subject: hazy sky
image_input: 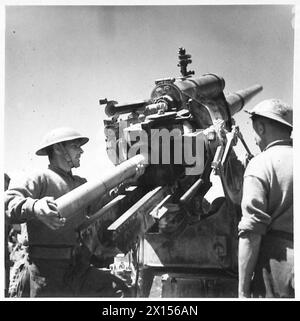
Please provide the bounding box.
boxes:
[4,4,295,181]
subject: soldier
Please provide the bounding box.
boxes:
[4,173,11,297]
[5,127,131,297]
[238,99,293,298]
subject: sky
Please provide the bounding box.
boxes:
[1,1,299,299]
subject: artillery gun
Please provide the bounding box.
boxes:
[55,48,262,297]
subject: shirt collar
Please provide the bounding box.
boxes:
[264,139,293,151]
[48,164,73,178]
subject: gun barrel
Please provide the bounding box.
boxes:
[105,100,149,117]
[56,154,147,219]
[174,73,225,100]
[226,84,263,116]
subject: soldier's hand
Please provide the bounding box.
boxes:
[33,197,66,230]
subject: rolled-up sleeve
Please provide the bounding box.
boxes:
[238,174,271,236]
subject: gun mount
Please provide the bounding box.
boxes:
[56,48,262,297]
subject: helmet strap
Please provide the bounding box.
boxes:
[57,142,75,169]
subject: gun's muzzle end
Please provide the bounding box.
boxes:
[226,84,263,116]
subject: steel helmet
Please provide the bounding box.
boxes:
[36,127,89,156]
[245,99,293,128]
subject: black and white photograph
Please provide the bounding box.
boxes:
[2,1,297,303]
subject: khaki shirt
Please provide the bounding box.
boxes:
[5,165,87,246]
[238,140,293,235]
